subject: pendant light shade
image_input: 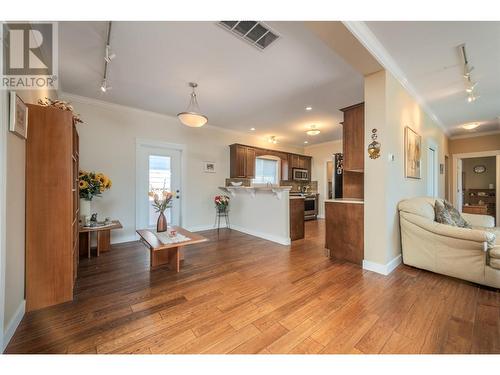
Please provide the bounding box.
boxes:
[177,82,208,127]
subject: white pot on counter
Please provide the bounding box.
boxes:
[80,198,91,222]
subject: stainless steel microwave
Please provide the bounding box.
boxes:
[292,168,309,181]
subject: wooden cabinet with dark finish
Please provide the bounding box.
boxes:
[341,102,364,172]
[26,104,79,311]
[230,144,255,178]
[290,198,305,241]
[325,201,364,264]
[229,144,311,181]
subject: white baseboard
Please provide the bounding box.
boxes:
[230,224,291,246]
[362,254,402,276]
[2,299,25,352]
[187,223,290,246]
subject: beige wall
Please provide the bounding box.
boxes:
[304,140,342,218]
[449,134,500,155]
[66,94,303,244]
[364,70,449,265]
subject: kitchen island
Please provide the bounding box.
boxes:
[219,186,293,245]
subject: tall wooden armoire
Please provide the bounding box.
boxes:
[25,104,79,311]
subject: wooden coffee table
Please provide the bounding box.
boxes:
[136,226,208,271]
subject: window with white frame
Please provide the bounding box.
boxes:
[253,155,280,185]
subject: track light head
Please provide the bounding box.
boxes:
[100,79,111,93]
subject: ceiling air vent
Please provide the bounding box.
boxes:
[218,21,280,50]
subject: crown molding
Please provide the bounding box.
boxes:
[342,21,449,136]
[449,129,500,140]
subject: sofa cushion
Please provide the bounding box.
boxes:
[444,200,472,229]
[434,200,456,226]
[398,197,439,220]
[490,258,500,270]
[489,246,500,259]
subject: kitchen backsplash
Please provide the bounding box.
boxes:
[225,178,318,193]
[280,180,318,193]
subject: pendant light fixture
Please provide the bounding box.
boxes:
[177,82,208,127]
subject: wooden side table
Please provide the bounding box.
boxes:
[79,220,123,258]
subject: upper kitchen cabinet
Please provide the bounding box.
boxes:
[340,102,364,172]
[229,144,311,181]
[230,144,256,178]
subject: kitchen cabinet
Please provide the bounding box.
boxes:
[289,198,305,241]
[325,201,364,264]
[229,144,311,181]
[230,144,256,178]
[341,102,364,172]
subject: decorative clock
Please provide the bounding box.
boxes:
[473,165,486,174]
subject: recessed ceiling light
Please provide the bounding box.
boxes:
[305,106,312,111]
[306,124,320,136]
[304,141,308,144]
[462,122,480,130]
[250,127,255,131]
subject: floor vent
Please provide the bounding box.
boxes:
[218,21,280,50]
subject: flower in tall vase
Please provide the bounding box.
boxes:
[79,170,112,221]
[149,187,175,233]
[214,195,230,213]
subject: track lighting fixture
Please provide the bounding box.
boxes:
[104,45,116,63]
[100,21,114,93]
[459,44,479,103]
[100,78,111,92]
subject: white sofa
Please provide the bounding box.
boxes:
[398,197,500,288]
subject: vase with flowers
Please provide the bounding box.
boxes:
[149,188,175,232]
[79,171,112,221]
[214,195,230,214]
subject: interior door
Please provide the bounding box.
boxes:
[136,144,182,229]
[456,158,463,211]
[427,147,437,197]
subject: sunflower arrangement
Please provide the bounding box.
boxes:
[79,171,112,201]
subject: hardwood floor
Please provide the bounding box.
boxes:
[5,220,500,354]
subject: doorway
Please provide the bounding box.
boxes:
[453,151,500,224]
[136,142,182,229]
[427,145,438,197]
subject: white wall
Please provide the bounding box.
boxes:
[304,140,342,218]
[364,70,448,267]
[65,93,303,244]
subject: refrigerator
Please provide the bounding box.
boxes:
[333,153,343,199]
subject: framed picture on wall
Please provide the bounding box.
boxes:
[9,92,28,139]
[203,161,216,173]
[404,126,421,179]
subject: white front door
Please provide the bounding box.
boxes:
[136,143,182,229]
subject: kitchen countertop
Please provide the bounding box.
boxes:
[324,198,364,204]
[289,196,305,200]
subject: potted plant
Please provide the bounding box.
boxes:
[79,171,112,220]
[149,188,175,232]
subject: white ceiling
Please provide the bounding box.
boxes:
[59,21,364,146]
[365,21,500,137]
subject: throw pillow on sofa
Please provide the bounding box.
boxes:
[434,200,456,226]
[444,200,472,228]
